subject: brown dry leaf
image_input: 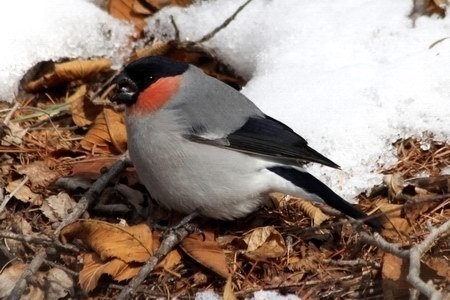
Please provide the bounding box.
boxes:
[40,192,77,222]
[425,257,450,279]
[383,173,405,200]
[17,161,60,191]
[6,178,43,205]
[60,220,153,263]
[108,0,191,36]
[293,198,330,226]
[223,276,236,300]
[0,262,45,299]
[180,230,229,278]
[25,59,112,92]
[131,41,171,61]
[80,107,127,154]
[79,252,141,292]
[1,122,28,146]
[382,217,412,241]
[270,193,330,226]
[67,85,102,127]
[4,216,33,257]
[45,268,73,299]
[377,202,403,218]
[243,226,287,260]
[382,253,410,300]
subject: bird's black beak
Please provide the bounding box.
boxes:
[111,73,138,106]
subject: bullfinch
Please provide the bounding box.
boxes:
[111,56,380,229]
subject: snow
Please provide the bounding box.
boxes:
[1,1,447,298]
[0,1,448,199]
[145,0,450,200]
[0,0,133,102]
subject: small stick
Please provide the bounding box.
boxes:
[0,230,78,252]
[7,249,46,300]
[54,154,129,236]
[407,219,450,300]
[117,226,190,300]
[0,176,29,214]
[3,101,21,125]
[196,0,254,43]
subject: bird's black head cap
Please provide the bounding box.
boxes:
[112,56,189,106]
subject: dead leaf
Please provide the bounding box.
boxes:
[425,257,450,279]
[382,217,412,241]
[80,107,127,154]
[180,230,230,278]
[293,198,330,226]
[68,221,182,292]
[384,173,405,200]
[6,178,43,205]
[40,192,77,222]
[45,268,73,299]
[108,0,192,36]
[377,202,403,218]
[4,216,33,257]
[243,226,287,260]
[223,276,236,300]
[18,161,60,191]
[79,253,141,292]
[1,122,28,146]
[382,253,410,300]
[25,59,112,92]
[0,262,45,299]
[67,85,102,127]
[60,220,153,263]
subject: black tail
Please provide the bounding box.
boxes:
[268,166,381,229]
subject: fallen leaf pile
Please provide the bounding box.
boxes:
[0,2,448,299]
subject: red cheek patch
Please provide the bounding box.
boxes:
[128,75,182,115]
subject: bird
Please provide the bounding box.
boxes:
[111,55,380,229]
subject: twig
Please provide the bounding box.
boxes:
[235,269,375,297]
[117,226,190,299]
[407,219,450,300]
[43,259,78,277]
[170,16,180,41]
[0,230,78,252]
[196,0,254,43]
[8,249,46,300]
[0,176,29,214]
[359,219,450,300]
[359,232,409,258]
[3,101,21,125]
[323,258,381,269]
[54,154,129,236]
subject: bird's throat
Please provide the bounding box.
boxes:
[128,75,182,115]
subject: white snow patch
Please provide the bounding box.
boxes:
[0,0,133,102]
[146,0,450,200]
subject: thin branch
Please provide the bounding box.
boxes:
[3,101,21,125]
[0,230,78,252]
[170,16,180,41]
[359,232,409,258]
[0,176,29,214]
[323,258,381,269]
[196,0,254,43]
[117,226,190,299]
[407,219,450,300]
[54,154,129,236]
[43,259,78,277]
[7,249,46,300]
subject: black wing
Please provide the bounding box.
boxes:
[187,115,340,169]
